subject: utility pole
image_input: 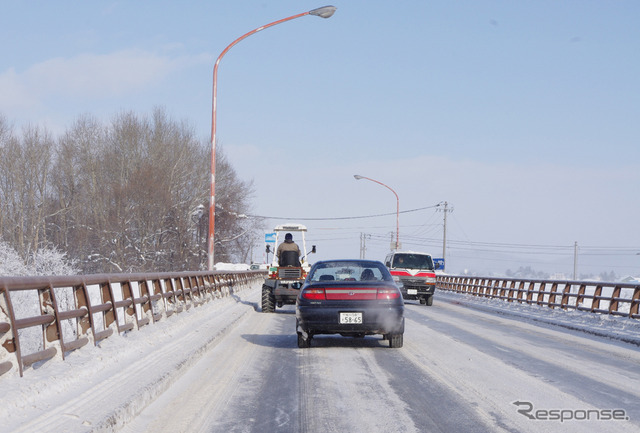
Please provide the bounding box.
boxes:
[360,233,371,259]
[438,202,453,265]
[573,241,578,280]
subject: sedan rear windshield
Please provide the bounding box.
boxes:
[309,261,392,282]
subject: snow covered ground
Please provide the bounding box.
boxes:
[1,283,639,432]
[0,281,263,433]
[436,289,640,346]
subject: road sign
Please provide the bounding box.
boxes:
[265,232,276,243]
[433,258,445,270]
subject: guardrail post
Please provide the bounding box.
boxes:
[0,286,18,376]
[449,276,457,292]
[175,278,187,310]
[162,277,177,317]
[524,281,535,304]
[507,280,516,302]
[576,283,587,310]
[41,284,63,362]
[150,278,165,322]
[121,280,136,332]
[74,282,92,339]
[547,282,558,308]
[100,282,116,331]
[212,275,222,298]
[483,279,492,296]
[491,279,499,298]
[441,276,449,291]
[199,275,210,301]
[535,282,545,305]
[191,276,203,305]
[473,278,480,295]
[133,279,152,328]
[515,281,525,302]
[189,276,201,304]
[180,277,192,308]
[560,283,571,310]
[609,285,622,315]
[631,287,640,319]
[219,274,226,296]
[592,285,603,312]
[203,274,214,298]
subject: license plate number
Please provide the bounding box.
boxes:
[339,312,363,324]
[407,289,418,295]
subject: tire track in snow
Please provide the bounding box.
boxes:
[399,302,640,432]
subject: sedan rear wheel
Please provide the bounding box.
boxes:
[389,333,403,348]
[297,333,311,348]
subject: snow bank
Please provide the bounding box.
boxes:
[0,281,262,433]
[435,289,640,346]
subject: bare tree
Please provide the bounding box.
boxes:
[49,114,109,271]
[213,147,261,264]
[0,121,55,259]
[2,108,262,273]
[0,114,15,245]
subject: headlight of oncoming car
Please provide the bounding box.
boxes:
[392,275,403,287]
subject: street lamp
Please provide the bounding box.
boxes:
[354,175,400,250]
[208,6,337,270]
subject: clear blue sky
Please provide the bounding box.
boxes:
[2,1,639,277]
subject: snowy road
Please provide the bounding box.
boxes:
[3,284,640,433]
[120,288,640,433]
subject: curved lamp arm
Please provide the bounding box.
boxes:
[208,6,337,270]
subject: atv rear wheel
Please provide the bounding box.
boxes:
[261,285,275,313]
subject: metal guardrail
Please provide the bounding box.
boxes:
[4,272,636,378]
[0,270,265,377]
[437,275,640,319]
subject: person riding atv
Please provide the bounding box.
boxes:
[262,224,316,313]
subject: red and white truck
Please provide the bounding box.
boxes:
[384,251,438,306]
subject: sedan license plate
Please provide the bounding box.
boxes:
[339,312,363,324]
[407,289,418,295]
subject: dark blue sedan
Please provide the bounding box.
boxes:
[295,259,405,348]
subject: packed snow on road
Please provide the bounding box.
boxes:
[1,281,639,433]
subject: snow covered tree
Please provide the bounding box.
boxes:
[0,241,78,276]
[0,241,28,276]
[1,108,260,273]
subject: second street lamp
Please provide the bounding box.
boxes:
[354,175,400,251]
[208,6,337,270]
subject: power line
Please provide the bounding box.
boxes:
[250,204,639,256]
[246,204,441,221]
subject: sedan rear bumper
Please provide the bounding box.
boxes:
[297,303,404,336]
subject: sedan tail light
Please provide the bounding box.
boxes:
[376,288,401,300]
[302,288,326,300]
